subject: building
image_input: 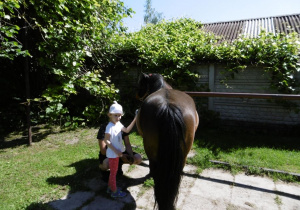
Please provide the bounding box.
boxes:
[192,14,300,131]
[202,14,300,41]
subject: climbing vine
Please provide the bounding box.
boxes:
[107,18,300,93]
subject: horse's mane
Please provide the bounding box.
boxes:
[147,73,165,93]
[137,73,172,100]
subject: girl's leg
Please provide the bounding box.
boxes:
[108,158,119,192]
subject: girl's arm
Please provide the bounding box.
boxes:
[123,135,134,157]
[122,116,136,134]
[104,133,123,157]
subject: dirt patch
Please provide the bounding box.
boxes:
[65,137,79,145]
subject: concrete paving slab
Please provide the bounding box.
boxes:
[180,193,231,210]
[201,168,235,181]
[126,184,140,199]
[177,165,198,208]
[123,160,150,179]
[275,180,300,210]
[135,188,155,210]
[189,169,233,210]
[48,191,95,210]
[123,160,154,209]
[231,174,277,209]
[46,160,300,210]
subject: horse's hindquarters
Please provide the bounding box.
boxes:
[137,89,198,210]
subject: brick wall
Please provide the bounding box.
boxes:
[193,64,300,126]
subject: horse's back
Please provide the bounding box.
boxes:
[139,88,198,133]
[139,88,197,131]
[146,88,196,110]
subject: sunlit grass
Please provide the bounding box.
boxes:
[0,127,100,210]
[188,128,300,181]
[219,147,300,172]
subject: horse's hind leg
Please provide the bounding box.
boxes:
[148,159,157,178]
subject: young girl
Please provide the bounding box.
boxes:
[104,101,136,198]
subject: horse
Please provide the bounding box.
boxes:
[136,73,199,210]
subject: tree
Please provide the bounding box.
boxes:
[144,0,163,25]
[0,0,132,143]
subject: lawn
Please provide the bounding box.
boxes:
[189,127,300,179]
[0,126,102,210]
[0,125,299,209]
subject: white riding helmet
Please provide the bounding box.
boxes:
[109,101,123,115]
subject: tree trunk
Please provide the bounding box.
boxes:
[24,20,32,145]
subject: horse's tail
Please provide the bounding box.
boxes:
[154,102,186,210]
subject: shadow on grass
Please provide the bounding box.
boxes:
[195,127,300,153]
[26,158,150,210]
[0,124,106,150]
[0,124,95,150]
[0,126,60,149]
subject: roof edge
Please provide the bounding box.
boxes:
[203,13,300,25]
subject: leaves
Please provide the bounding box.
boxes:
[0,0,27,59]
[2,1,299,130]
[1,0,131,128]
[108,19,300,93]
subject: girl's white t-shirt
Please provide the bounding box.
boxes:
[105,121,125,158]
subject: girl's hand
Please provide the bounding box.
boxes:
[116,150,123,157]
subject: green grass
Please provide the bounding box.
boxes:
[0,126,299,209]
[188,128,300,181]
[143,177,154,188]
[0,126,103,210]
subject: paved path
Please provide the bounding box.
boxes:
[48,160,300,210]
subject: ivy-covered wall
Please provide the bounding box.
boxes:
[114,64,300,127]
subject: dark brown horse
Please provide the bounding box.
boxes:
[136,73,199,210]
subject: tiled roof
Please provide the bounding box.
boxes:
[202,14,300,41]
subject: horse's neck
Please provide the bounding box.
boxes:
[163,81,173,90]
[150,80,172,94]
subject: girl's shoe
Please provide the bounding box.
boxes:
[111,189,126,198]
[106,187,121,194]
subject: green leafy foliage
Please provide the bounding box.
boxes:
[1,5,300,132]
[108,18,300,93]
[0,0,30,59]
[0,0,133,130]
